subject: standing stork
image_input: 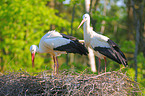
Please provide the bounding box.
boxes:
[30,30,88,74]
[78,14,128,73]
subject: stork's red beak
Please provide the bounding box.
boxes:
[78,18,86,29]
[31,52,35,68]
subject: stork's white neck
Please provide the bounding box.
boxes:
[83,19,92,47]
[37,46,46,53]
[83,18,92,35]
[34,45,40,53]
[33,45,43,54]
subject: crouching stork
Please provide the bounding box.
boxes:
[30,30,88,74]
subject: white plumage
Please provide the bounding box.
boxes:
[78,14,128,73]
[30,30,88,74]
[38,31,68,55]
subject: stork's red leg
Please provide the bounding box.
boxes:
[56,56,59,74]
[98,58,101,74]
[53,56,56,74]
[104,57,107,73]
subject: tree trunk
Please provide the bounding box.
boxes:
[69,3,76,65]
[94,0,100,11]
[127,0,134,40]
[88,47,96,72]
[101,0,107,34]
[70,4,76,36]
[89,0,93,14]
[134,19,140,82]
[85,0,97,72]
[85,0,90,13]
[131,0,144,82]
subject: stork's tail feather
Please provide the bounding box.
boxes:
[107,39,128,67]
[94,46,128,67]
[114,49,128,67]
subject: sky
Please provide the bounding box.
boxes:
[116,0,125,7]
[63,0,70,4]
[63,0,125,7]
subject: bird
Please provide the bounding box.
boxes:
[78,13,128,74]
[30,30,88,74]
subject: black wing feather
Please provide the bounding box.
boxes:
[94,39,128,67]
[94,47,122,64]
[54,34,88,55]
[107,39,127,60]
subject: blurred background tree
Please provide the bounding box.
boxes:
[0,0,145,93]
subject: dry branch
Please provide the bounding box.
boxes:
[0,70,143,96]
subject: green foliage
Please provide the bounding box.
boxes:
[0,0,145,93]
[121,40,135,52]
[0,0,71,72]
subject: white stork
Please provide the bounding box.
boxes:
[78,14,128,73]
[30,30,88,74]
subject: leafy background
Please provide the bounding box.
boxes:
[0,0,145,93]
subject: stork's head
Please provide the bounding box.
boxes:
[78,14,90,28]
[30,45,38,68]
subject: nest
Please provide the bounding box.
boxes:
[0,70,143,96]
